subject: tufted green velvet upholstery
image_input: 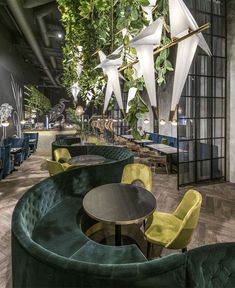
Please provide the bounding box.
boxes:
[12,150,235,288]
[186,243,235,287]
[51,141,134,162]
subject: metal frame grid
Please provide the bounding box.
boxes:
[177,0,227,188]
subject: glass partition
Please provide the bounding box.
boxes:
[177,0,226,187]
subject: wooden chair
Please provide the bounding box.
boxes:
[148,151,169,174]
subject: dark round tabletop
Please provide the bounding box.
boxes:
[68,154,106,165]
[83,183,156,225]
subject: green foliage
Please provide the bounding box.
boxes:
[24,86,51,115]
[125,93,149,139]
[66,107,90,137]
[57,0,173,124]
[57,0,149,101]
[153,0,174,85]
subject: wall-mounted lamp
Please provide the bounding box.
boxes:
[144,118,150,124]
[75,105,84,116]
[20,119,26,125]
[2,120,10,127]
[1,120,10,140]
[159,119,166,125]
[171,119,177,126]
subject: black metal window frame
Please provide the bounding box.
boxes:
[177,0,227,188]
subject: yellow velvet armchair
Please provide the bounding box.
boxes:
[86,136,98,144]
[47,159,67,176]
[54,148,71,169]
[121,163,152,192]
[145,189,202,258]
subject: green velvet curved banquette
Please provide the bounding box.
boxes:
[12,147,235,287]
[51,141,133,162]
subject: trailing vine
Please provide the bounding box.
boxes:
[125,92,149,140]
[24,86,51,116]
[57,0,173,137]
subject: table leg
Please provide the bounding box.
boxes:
[115,224,122,246]
[169,155,173,174]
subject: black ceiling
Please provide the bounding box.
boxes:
[0,0,64,88]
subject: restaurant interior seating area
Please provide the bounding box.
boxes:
[0,0,235,287]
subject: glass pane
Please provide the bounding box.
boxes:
[213,78,225,97]
[197,140,211,160]
[178,119,195,140]
[196,55,212,76]
[213,15,226,36]
[213,1,225,15]
[213,37,225,57]
[213,118,225,137]
[197,97,212,118]
[183,76,196,96]
[197,119,212,139]
[213,138,225,158]
[179,141,195,162]
[178,97,195,118]
[213,57,225,77]
[213,98,225,117]
[197,160,211,180]
[179,162,195,185]
[196,3,211,15]
[195,76,212,97]
[212,158,225,178]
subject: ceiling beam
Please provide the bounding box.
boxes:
[14,44,63,58]
[23,0,55,9]
[7,0,57,86]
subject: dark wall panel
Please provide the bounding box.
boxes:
[0,26,39,139]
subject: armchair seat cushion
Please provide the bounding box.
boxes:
[71,241,147,264]
[145,212,182,246]
[32,197,89,257]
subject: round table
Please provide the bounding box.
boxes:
[68,154,106,165]
[83,183,156,245]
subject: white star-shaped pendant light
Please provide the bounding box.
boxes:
[130,17,164,108]
[169,0,211,119]
[126,63,143,113]
[97,50,124,114]
[70,82,80,104]
[141,0,157,24]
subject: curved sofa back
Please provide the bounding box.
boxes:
[52,141,134,161]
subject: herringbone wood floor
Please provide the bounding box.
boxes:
[0,153,234,288]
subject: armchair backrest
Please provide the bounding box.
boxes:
[168,189,202,249]
[46,159,66,176]
[54,148,71,163]
[87,136,98,144]
[121,163,152,192]
[4,137,24,148]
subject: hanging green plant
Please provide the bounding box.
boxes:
[57,0,173,127]
[66,107,90,137]
[57,0,150,96]
[24,86,51,116]
[125,92,149,140]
